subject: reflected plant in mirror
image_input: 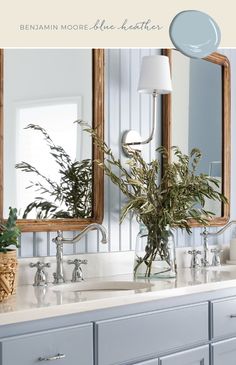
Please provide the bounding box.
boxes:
[162,49,231,226]
[1,48,104,232]
[15,124,92,219]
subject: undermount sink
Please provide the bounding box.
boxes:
[51,281,153,292]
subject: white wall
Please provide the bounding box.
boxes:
[16,48,236,257]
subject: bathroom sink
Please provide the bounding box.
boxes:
[51,280,153,292]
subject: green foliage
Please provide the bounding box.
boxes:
[81,121,227,232]
[15,124,92,219]
[0,207,21,253]
[77,121,228,277]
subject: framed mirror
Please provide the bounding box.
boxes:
[162,49,231,226]
[0,48,104,232]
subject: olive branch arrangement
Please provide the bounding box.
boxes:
[79,121,227,276]
[15,124,92,219]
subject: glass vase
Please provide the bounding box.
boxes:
[134,224,176,279]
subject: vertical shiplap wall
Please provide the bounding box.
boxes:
[102,48,162,254]
[18,48,235,257]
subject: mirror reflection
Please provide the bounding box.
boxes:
[4,49,93,219]
[171,50,223,216]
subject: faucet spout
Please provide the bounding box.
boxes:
[59,223,108,245]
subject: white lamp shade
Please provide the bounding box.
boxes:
[138,55,172,94]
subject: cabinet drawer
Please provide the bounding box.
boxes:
[0,323,93,365]
[160,345,209,365]
[212,297,236,339]
[212,337,236,365]
[96,303,209,365]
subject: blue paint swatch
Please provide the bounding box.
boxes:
[169,10,221,58]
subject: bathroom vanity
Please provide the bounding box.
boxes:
[1,269,236,364]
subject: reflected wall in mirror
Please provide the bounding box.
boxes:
[162,50,230,226]
[0,49,104,232]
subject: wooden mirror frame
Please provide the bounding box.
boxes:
[162,49,231,227]
[0,49,104,232]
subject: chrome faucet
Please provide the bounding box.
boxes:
[211,248,223,266]
[201,227,210,267]
[188,250,201,269]
[67,259,88,282]
[52,223,108,284]
[200,221,236,267]
[29,261,51,286]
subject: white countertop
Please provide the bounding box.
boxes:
[1,266,236,326]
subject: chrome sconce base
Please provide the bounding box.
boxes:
[122,130,143,156]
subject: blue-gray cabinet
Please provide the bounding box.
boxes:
[2,293,236,364]
[212,337,236,365]
[211,297,236,339]
[0,323,93,365]
[160,346,209,365]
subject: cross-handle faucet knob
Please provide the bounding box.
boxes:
[29,261,51,286]
[67,259,88,282]
[188,250,202,269]
[211,248,223,266]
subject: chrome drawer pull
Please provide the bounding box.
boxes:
[229,314,236,318]
[38,353,66,361]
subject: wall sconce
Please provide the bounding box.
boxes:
[122,55,172,155]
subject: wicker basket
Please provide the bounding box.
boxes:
[0,250,18,302]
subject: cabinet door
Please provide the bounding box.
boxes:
[160,345,209,365]
[212,337,236,365]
